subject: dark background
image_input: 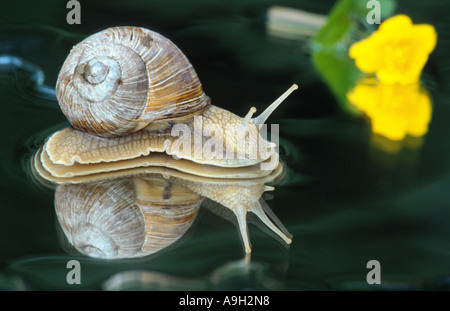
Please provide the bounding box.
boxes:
[0,0,450,290]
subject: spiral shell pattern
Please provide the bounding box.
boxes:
[56,27,210,137]
[55,177,202,259]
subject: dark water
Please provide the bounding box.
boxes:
[1,0,450,290]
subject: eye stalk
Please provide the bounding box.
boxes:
[251,84,299,125]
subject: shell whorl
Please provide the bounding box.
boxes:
[56,26,210,137]
[55,180,147,259]
[55,177,202,259]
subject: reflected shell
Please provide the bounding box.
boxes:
[55,177,201,259]
[49,163,291,257]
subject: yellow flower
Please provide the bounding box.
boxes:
[349,15,437,84]
[347,78,432,141]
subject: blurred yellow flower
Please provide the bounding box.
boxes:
[349,15,437,84]
[347,78,432,141]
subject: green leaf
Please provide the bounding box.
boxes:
[311,0,397,112]
[312,47,362,113]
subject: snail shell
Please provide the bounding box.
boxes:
[56,26,210,137]
[55,177,201,259]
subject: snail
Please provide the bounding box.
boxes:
[52,164,291,258]
[36,26,297,179]
[30,26,295,257]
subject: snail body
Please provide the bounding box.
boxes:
[39,26,297,177]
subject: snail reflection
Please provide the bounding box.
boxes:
[32,155,290,259]
[55,176,201,259]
